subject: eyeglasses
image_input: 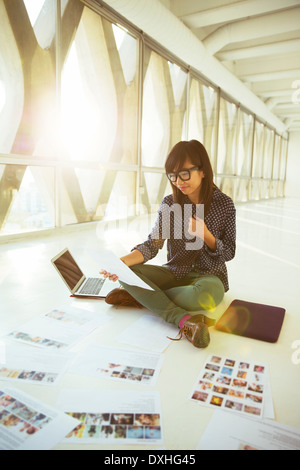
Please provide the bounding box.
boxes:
[167,166,201,183]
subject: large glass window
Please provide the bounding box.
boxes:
[216,98,239,200]
[252,121,265,178]
[0,164,55,235]
[217,98,239,175]
[188,78,218,170]
[236,111,254,177]
[142,49,188,168]
[0,0,57,235]
[61,12,139,165]
[59,7,140,225]
[263,127,274,179]
[0,0,57,158]
[0,0,290,237]
[272,134,282,180]
[279,138,288,181]
[141,49,188,211]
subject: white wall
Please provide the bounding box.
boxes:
[285,131,300,198]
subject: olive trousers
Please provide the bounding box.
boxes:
[119,264,225,327]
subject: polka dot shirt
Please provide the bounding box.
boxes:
[133,187,236,292]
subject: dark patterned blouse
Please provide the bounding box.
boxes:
[133,187,236,292]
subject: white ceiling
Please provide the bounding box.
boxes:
[159,0,300,133]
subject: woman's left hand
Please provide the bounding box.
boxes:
[188,215,205,240]
[189,216,217,252]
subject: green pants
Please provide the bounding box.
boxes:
[119,264,225,327]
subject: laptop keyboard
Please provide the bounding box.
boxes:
[78,278,105,295]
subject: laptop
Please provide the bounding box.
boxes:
[51,248,118,298]
[215,299,286,343]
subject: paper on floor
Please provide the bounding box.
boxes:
[0,343,70,386]
[68,344,164,386]
[56,389,163,445]
[0,386,79,450]
[189,354,273,420]
[116,314,178,352]
[3,305,110,351]
[197,410,300,450]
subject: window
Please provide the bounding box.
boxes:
[0,0,289,237]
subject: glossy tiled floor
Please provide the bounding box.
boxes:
[0,197,299,449]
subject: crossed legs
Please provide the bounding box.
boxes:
[119,264,225,327]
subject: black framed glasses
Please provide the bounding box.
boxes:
[167,166,201,183]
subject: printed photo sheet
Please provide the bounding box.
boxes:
[0,386,79,450]
[190,354,270,419]
[0,343,71,386]
[3,306,110,351]
[56,389,163,445]
[89,249,154,291]
[117,314,178,353]
[197,410,300,450]
[68,344,164,386]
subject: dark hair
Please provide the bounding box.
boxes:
[165,140,215,214]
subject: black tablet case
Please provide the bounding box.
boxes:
[215,299,286,343]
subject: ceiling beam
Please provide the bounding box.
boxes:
[265,96,296,110]
[259,89,297,98]
[240,69,300,83]
[274,102,300,110]
[234,53,300,76]
[180,0,300,29]
[217,38,300,61]
[101,0,287,133]
[283,117,300,130]
[251,79,299,95]
[203,8,300,54]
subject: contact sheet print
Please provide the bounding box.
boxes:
[198,411,300,450]
[0,386,78,450]
[190,355,269,419]
[56,389,163,445]
[68,345,164,386]
[4,306,110,351]
[0,296,287,451]
[0,343,70,387]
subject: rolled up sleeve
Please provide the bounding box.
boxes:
[204,205,236,262]
[132,204,166,263]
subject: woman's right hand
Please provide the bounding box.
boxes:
[100,270,119,282]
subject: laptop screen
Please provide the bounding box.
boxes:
[52,250,84,291]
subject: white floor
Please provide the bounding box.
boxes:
[0,197,300,450]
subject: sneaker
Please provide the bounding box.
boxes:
[169,314,212,348]
[105,288,143,308]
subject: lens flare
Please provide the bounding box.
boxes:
[197,292,217,312]
[216,306,251,335]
